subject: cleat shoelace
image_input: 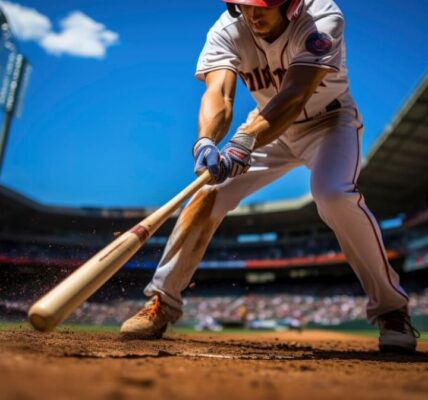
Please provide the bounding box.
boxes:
[137,296,161,321]
[381,309,421,338]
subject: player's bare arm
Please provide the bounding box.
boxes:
[240,65,329,148]
[193,69,237,182]
[198,69,237,143]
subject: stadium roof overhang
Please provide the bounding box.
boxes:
[357,74,428,218]
[1,74,427,237]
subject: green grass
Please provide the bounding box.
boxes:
[0,321,119,333]
[340,329,379,338]
[1,321,426,340]
[0,321,30,331]
[341,329,428,340]
[0,322,265,335]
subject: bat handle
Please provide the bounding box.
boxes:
[142,170,212,234]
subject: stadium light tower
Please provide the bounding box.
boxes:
[0,8,31,176]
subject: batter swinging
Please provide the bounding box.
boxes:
[121,0,418,352]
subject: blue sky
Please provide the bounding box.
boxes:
[0,0,427,208]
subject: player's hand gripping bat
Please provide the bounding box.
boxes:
[28,171,212,332]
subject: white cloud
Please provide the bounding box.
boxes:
[0,1,119,59]
[41,12,119,58]
[0,0,51,40]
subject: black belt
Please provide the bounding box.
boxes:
[295,99,341,124]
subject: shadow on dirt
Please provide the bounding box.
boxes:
[1,330,427,364]
[299,349,428,363]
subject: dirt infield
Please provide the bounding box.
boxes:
[1,328,427,400]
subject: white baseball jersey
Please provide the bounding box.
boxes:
[196,0,355,121]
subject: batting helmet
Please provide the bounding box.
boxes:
[223,0,287,6]
[223,0,303,21]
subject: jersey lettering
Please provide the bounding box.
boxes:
[239,66,287,92]
[272,68,286,86]
[253,67,264,91]
[239,71,256,91]
[261,65,275,90]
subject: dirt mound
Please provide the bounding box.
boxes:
[1,328,427,400]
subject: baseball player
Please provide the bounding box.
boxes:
[121,0,419,352]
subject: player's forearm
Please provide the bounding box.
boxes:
[241,89,307,149]
[237,67,329,149]
[198,89,233,144]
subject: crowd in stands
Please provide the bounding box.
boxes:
[2,290,428,328]
[184,290,428,327]
[0,240,162,264]
[0,230,406,267]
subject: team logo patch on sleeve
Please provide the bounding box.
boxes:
[305,32,333,56]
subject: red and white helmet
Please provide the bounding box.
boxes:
[223,0,287,6]
[223,0,303,21]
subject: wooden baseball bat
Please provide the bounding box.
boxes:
[28,171,212,332]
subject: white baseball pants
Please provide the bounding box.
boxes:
[145,107,409,323]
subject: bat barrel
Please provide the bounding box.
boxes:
[28,231,143,332]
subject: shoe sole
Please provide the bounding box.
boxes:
[119,324,167,340]
[379,344,416,354]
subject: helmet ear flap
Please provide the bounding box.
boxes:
[226,3,241,18]
[280,0,291,18]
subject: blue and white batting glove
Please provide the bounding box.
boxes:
[193,137,226,183]
[221,131,256,179]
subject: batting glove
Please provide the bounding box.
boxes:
[221,131,256,179]
[193,137,226,183]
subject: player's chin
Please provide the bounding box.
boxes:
[251,27,273,38]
